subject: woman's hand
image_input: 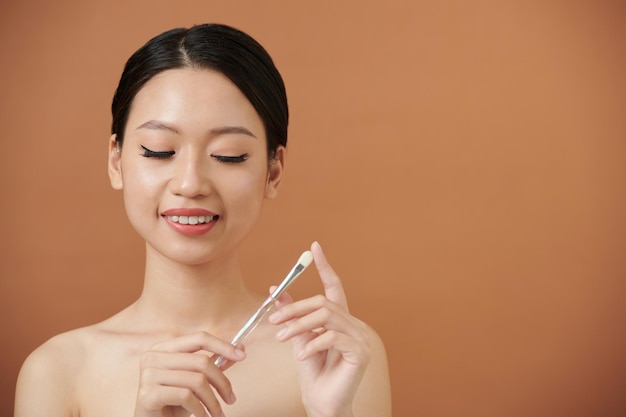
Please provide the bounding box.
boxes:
[269,242,372,417]
[134,332,246,417]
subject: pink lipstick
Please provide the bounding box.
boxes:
[161,208,218,236]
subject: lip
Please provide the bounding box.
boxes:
[162,208,217,217]
[161,207,219,237]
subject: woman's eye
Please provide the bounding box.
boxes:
[212,154,249,164]
[141,145,175,159]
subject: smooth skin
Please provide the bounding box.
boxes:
[14,68,391,417]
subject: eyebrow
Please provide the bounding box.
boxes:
[136,121,257,139]
[209,126,257,139]
[136,120,180,134]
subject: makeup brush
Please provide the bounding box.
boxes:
[214,250,314,368]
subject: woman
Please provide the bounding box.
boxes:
[15,23,391,417]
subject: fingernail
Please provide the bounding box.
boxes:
[276,327,288,340]
[268,311,280,323]
[234,348,245,359]
[229,391,237,404]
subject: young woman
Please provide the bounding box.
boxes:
[14,24,391,417]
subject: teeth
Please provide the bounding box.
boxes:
[166,215,215,225]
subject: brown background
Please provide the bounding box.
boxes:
[1,1,625,416]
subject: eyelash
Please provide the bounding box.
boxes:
[212,154,249,164]
[140,145,248,164]
[141,145,175,159]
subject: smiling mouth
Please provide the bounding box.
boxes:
[164,215,218,225]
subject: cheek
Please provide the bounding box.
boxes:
[220,169,268,211]
[121,157,166,191]
[120,160,165,218]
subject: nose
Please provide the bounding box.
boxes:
[168,150,212,198]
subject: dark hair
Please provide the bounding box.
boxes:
[111,23,288,159]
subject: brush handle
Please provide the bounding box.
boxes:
[213,296,275,368]
[213,250,313,369]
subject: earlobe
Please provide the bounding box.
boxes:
[107,134,124,190]
[265,146,285,199]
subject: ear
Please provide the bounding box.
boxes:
[265,146,285,199]
[108,134,123,190]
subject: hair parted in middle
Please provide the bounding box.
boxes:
[111,23,289,160]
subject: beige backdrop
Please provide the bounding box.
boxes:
[1,1,625,416]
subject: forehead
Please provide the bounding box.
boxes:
[127,68,264,137]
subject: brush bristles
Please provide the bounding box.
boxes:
[298,250,313,268]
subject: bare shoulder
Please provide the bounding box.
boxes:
[15,326,97,417]
[354,323,393,416]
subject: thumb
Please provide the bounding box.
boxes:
[270,285,294,309]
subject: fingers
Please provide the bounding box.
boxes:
[137,384,210,417]
[271,285,294,308]
[151,330,245,373]
[213,343,246,371]
[140,351,236,405]
[277,313,369,365]
[270,294,365,341]
[271,295,352,333]
[136,332,245,417]
[295,328,370,364]
[269,293,370,366]
[151,331,245,360]
[310,241,349,309]
[137,369,227,417]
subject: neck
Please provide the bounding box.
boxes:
[131,245,261,337]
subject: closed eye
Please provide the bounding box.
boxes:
[212,154,249,164]
[141,145,175,159]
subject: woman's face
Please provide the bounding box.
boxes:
[108,68,284,265]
